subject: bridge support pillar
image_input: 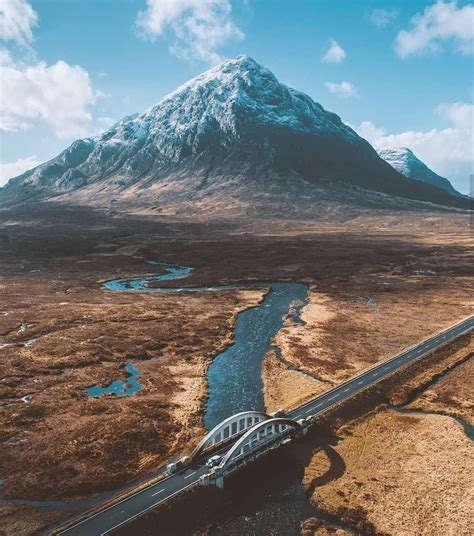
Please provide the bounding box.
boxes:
[215,475,224,489]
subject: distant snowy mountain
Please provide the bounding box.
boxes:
[1,55,468,211]
[377,147,458,195]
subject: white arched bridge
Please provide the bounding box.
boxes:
[190,410,269,461]
[57,317,473,536]
[196,411,307,488]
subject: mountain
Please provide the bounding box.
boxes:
[1,55,469,212]
[377,147,458,195]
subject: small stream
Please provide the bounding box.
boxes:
[389,354,474,440]
[100,261,308,430]
[5,260,469,535]
[391,406,474,440]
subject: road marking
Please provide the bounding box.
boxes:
[151,489,165,497]
[357,380,364,385]
[371,372,379,377]
[305,409,312,415]
[327,394,339,401]
[56,318,473,536]
[343,387,350,393]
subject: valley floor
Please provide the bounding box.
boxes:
[0,203,472,535]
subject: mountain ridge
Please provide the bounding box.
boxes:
[1,55,469,211]
[377,147,458,195]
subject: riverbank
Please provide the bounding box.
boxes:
[298,333,473,535]
[0,258,265,533]
[1,203,472,535]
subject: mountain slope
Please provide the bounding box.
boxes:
[377,147,458,195]
[1,56,468,210]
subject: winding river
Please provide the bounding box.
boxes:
[101,262,308,430]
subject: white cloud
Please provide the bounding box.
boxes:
[355,120,387,141]
[395,1,474,58]
[436,101,473,129]
[0,155,43,186]
[321,38,346,63]
[0,0,38,46]
[0,57,100,138]
[136,0,244,64]
[369,8,398,28]
[353,102,473,181]
[0,1,101,140]
[324,81,355,97]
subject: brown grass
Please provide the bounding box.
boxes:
[303,409,473,536]
[0,203,472,535]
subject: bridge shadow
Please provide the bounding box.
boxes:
[289,423,347,495]
[304,445,346,498]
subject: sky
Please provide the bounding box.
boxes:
[0,0,473,193]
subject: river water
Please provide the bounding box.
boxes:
[101,262,308,430]
[100,262,321,534]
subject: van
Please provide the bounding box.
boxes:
[206,454,222,468]
[166,462,178,474]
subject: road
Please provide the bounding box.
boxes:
[58,316,473,536]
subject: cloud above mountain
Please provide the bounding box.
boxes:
[395,1,474,57]
[369,8,398,28]
[0,52,100,138]
[0,0,37,46]
[136,0,244,64]
[321,38,346,63]
[0,0,99,138]
[324,81,355,97]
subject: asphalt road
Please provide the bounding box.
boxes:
[58,316,473,536]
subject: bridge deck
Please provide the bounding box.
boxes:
[57,316,473,536]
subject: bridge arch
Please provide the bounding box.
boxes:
[190,411,269,461]
[219,417,303,470]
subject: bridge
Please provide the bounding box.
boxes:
[190,410,269,461]
[56,315,474,536]
[199,416,306,488]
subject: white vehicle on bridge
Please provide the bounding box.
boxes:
[166,456,190,474]
[206,455,222,468]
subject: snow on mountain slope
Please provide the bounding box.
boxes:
[1,56,468,210]
[377,148,458,195]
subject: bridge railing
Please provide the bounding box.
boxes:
[190,411,269,462]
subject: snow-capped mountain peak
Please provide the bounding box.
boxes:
[377,147,458,194]
[2,56,466,210]
[96,54,355,160]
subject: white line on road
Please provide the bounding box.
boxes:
[58,318,473,536]
[343,387,350,393]
[151,489,165,497]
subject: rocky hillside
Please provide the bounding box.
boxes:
[1,56,468,211]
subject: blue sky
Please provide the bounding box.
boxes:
[0,0,473,193]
